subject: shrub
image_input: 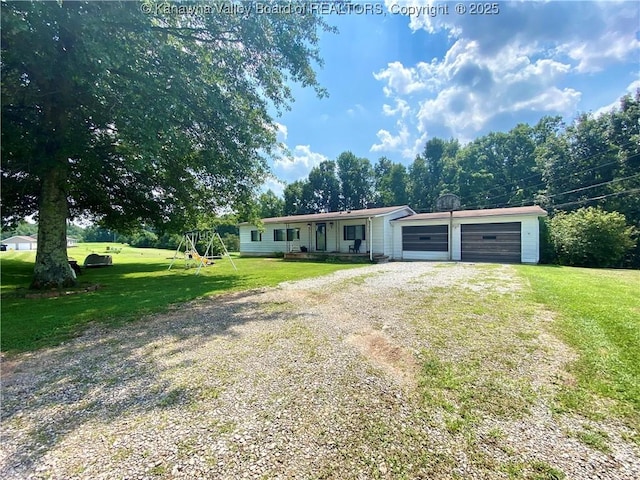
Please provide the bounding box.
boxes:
[550,207,636,268]
[538,216,557,264]
[220,233,239,252]
[130,230,158,248]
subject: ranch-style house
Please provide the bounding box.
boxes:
[239,205,547,263]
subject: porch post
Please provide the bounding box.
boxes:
[368,217,373,261]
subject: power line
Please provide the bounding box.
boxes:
[551,187,640,209]
[462,138,638,202]
[461,154,639,210]
[545,173,640,199]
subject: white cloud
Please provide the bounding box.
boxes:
[273,144,328,181]
[371,124,410,153]
[382,98,410,118]
[274,122,288,142]
[370,121,423,159]
[261,177,286,198]
[347,104,366,117]
[373,36,582,148]
[371,0,638,153]
[373,61,428,97]
[594,79,640,117]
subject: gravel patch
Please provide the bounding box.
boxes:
[1,262,638,479]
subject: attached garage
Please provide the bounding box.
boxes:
[460,222,521,263]
[391,206,547,264]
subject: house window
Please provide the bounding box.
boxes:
[250,230,262,242]
[273,229,286,242]
[344,224,366,240]
[286,228,300,241]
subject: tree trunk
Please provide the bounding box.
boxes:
[31,164,75,289]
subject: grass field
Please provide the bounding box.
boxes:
[517,265,640,434]
[0,243,363,355]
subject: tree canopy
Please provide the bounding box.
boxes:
[284,92,639,219]
[1,0,331,288]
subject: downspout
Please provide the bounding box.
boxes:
[448,211,453,261]
[368,217,373,262]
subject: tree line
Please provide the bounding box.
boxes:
[277,92,638,229]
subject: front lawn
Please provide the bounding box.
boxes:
[517,265,640,434]
[0,243,363,355]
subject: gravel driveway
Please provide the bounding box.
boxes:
[1,262,638,479]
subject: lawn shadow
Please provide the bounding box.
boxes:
[0,259,250,354]
[0,287,296,476]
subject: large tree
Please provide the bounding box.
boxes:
[1,1,330,288]
[257,189,285,219]
[408,138,459,212]
[336,151,374,210]
[374,157,408,207]
[307,160,340,213]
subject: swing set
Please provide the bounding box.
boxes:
[168,229,237,274]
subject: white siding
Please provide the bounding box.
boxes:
[520,217,540,263]
[452,223,461,261]
[370,217,383,255]
[240,207,414,257]
[380,209,414,257]
[239,223,302,256]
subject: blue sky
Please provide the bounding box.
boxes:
[265,0,640,195]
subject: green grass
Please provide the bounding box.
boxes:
[517,265,640,432]
[0,243,363,355]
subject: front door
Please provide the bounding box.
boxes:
[316,223,326,251]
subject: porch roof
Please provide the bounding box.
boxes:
[240,205,415,225]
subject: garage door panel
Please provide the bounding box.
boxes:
[461,222,521,263]
[403,225,449,252]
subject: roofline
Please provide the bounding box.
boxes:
[239,205,415,225]
[392,205,547,222]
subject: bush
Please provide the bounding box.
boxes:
[550,207,636,268]
[220,233,239,252]
[129,230,158,248]
[538,216,556,264]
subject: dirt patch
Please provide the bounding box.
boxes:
[348,330,419,387]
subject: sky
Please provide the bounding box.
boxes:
[264,0,640,196]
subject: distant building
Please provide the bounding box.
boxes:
[1,235,38,251]
[0,235,80,250]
